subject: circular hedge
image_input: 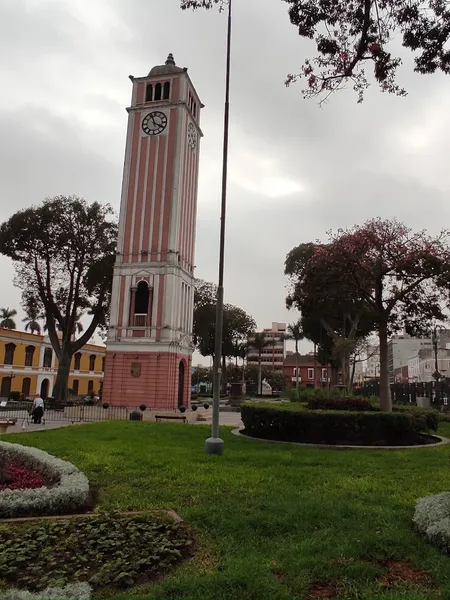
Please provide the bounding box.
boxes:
[0,442,90,518]
[240,402,439,446]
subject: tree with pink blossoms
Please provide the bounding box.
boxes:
[181,0,450,103]
[291,218,450,411]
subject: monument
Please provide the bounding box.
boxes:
[102,54,203,409]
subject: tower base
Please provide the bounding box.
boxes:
[102,350,191,410]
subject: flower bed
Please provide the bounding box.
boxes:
[0,442,90,518]
[1,582,91,600]
[0,462,45,491]
[241,402,439,446]
[0,514,194,593]
[413,492,450,553]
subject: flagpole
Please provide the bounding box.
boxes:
[205,0,232,455]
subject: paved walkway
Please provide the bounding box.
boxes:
[1,412,242,435]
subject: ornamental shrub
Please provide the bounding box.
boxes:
[0,442,90,518]
[2,583,92,600]
[241,402,438,446]
[413,492,450,554]
[307,396,372,411]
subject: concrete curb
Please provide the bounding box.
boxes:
[231,428,450,450]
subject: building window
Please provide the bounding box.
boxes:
[72,379,79,395]
[4,343,15,366]
[22,377,31,397]
[322,368,327,380]
[74,353,82,370]
[154,83,162,101]
[163,81,170,100]
[43,348,52,368]
[89,355,96,371]
[308,368,314,379]
[145,83,153,102]
[88,380,94,394]
[102,357,105,372]
[25,345,35,367]
[133,281,151,326]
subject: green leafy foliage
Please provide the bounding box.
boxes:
[0,196,118,402]
[283,0,450,102]
[0,514,193,593]
[307,396,373,411]
[241,402,438,446]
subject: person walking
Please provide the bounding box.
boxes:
[31,394,44,424]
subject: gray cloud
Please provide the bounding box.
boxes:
[1,0,450,360]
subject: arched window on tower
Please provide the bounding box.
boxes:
[145,84,153,102]
[154,83,162,101]
[163,82,170,100]
[133,281,151,327]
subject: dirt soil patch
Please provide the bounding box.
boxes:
[379,560,434,587]
[306,581,337,599]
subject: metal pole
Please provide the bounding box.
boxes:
[205,0,232,455]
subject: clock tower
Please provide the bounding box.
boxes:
[102,54,203,409]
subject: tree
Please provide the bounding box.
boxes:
[285,242,375,389]
[0,307,17,330]
[193,279,256,391]
[0,195,117,403]
[299,218,450,411]
[284,0,450,102]
[285,320,305,388]
[182,0,450,103]
[249,332,272,395]
[22,296,41,334]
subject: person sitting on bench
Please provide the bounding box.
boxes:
[31,394,44,424]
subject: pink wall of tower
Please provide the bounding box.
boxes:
[102,54,203,409]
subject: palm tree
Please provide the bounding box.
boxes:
[286,321,305,389]
[237,342,248,388]
[249,332,272,396]
[0,307,17,330]
[22,300,41,335]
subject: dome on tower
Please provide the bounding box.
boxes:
[149,54,185,77]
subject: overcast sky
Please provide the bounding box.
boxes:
[1,0,450,361]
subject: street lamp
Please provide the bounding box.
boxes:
[205,0,232,456]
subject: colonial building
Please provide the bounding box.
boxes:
[248,323,286,370]
[0,328,105,399]
[103,54,203,409]
[283,352,332,388]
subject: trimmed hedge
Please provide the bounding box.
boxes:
[307,396,372,411]
[241,402,438,446]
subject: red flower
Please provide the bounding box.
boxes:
[0,462,45,491]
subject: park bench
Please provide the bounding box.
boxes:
[0,419,17,434]
[155,414,187,424]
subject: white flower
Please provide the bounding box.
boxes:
[0,441,90,518]
[1,582,91,600]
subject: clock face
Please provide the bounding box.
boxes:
[142,111,167,136]
[187,122,197,150]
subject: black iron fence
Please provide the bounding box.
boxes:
[0,401,149,424]
[356,381,450,407]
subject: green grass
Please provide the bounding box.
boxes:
[3,421,450,600]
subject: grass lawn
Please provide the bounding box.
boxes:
[3,421,450,600]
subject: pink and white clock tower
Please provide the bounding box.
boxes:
[102,54,203,409]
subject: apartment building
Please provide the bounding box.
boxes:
[247,322,286,370]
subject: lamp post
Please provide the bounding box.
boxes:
[205,0,232,455]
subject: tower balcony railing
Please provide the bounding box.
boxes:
[133,314,148,327]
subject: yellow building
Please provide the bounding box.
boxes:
[0,328,105,399]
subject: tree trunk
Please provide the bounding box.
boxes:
[52,352,72,403]
[378,320,392,411]
[258,355,262,396]
[295,340,299,389]
[349,358,356,393]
